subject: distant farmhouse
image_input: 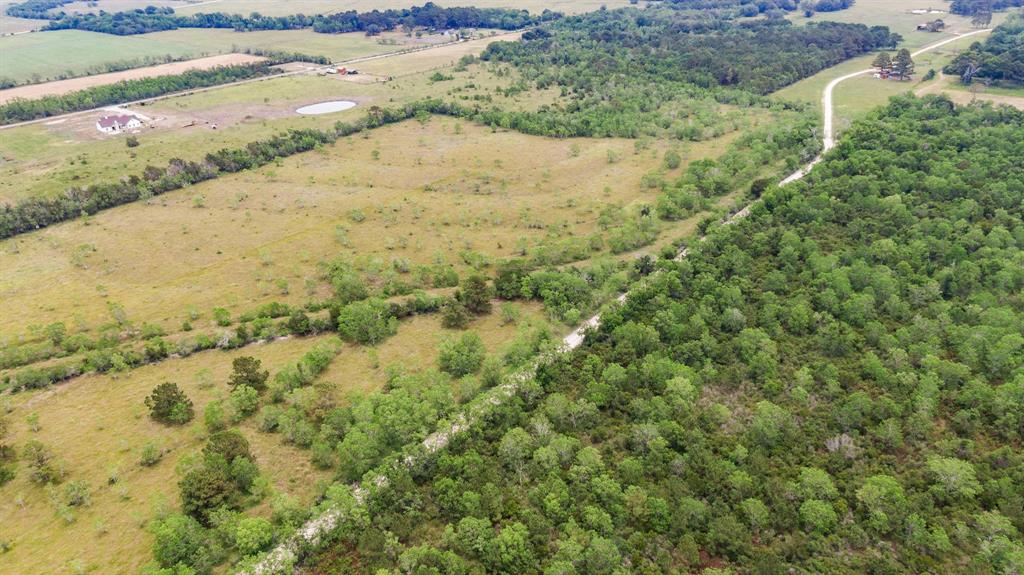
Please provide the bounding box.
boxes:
[96,113,142,134]
[917,19,945,32]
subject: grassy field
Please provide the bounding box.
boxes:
[0,301,545,574]
[790,0,1000,49]
[0,27,453,84]
[0,35,525,205]
[0,114,683,337]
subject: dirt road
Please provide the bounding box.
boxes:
[0,53,267,104]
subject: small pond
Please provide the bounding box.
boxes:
[296,100,357,115]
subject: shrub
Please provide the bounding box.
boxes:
[441,298,471,330]
[235,516,273,555]
[438,332,486,377]
[337,298,397,345]
[229,385,260,421]
[139,442,163,467]
[145,383,194,425]
[227,356,268,392]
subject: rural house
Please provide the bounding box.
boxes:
[96,113,142,134]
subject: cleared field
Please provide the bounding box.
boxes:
[917,71,1024,110]
[0,0,46,35]
[0,53,266,104]
[773,30,1000,133]
[0,27,446,84]
[0,35,533,205]
[175,0,641,16]
[0,115,682,337]
[358,31,521,77]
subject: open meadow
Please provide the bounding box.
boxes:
[0,114,692,337]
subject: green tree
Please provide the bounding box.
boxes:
[857,474,906,533]
[800,499,838,534]
[893,48,915,80]
[438,332,486,377]
[926,456,981,502]
[150,513,214,572]
[229,385,260,420]
[441,298,472,329]
[337,298,396,345]
[486,522,535,573]
[145,383,194,425]
[458,274,493,315]
[235,516,273,556]
[872,51,892,71]
[227,356,268,392]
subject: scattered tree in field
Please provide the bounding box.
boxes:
[229,385,260,420]
[145,383,194,425]
[23,440,63,484]
[227,356,268,392]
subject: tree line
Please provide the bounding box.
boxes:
[299,94,1024,575]
[32,2,559,35]
[944,14,1024,86]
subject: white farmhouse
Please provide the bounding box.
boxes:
[96,114,142,134]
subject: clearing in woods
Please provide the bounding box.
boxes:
[0,53,267,104]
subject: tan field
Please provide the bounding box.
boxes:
[0,53,267,104]
[358,31,522,77]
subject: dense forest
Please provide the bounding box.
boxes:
[270,95,1023,575]
[483,10,899,98]
[3,0,72,19]
[0,55,332,125]
[945,15,1024,86]
[950,0,1024,16]
[29,2,558,35]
